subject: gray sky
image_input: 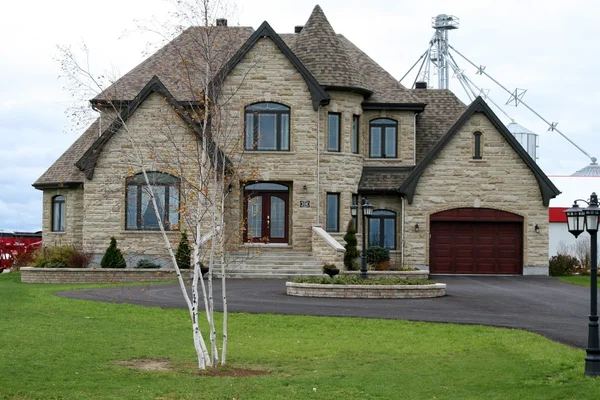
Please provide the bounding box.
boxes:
[1,0,598,231]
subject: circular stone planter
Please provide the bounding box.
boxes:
[343,270,429,280]
[286,282,446,299]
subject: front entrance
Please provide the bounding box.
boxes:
[243,183,289,243]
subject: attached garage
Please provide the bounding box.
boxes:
[429,208,523,275]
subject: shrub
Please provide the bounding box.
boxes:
[66,249,93,269]
[175,230,191,270]
[549,254,580,276]
[32,246,78,268]
[343,220,360,271]
[100,237,126,268]
[366,246,390,265]
[292,276,434,285]
[136,259,161,269]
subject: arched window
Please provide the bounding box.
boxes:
[245,102,290,151]
[369,210,396,249]
[369,118,397,158]
[52,195,65,232]
[473,131,482,159]
[126,172,180,230]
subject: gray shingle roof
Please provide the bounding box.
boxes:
[290,5,370,94]
[358,167,415,193]
[572,163,600,177]
[412,89,466,164]
[33,118,108,188]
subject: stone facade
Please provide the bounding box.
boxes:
[42,187,84,248]
[404,113,549,273]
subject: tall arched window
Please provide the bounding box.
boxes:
[245,102,290,151]
[473,131,483,159]
[369,118,397,158]
[369,210,396,249]
[52,195,65,232]
[126,172,180,230]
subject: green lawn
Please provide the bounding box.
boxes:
[1,273,599,399]
[557,276,592,287]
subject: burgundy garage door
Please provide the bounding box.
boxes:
[430,208,523,275]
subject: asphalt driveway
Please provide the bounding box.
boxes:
[58,276,591,349]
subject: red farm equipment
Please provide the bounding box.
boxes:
[0,229,42,271]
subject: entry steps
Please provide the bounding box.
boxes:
[211,249,326,279]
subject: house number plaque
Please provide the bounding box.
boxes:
[299,200,311,208]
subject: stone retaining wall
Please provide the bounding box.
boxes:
[20,267,179,284]
[286,282,446,298]
[344,271,429,280]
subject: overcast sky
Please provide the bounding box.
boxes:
[1,0,598,231]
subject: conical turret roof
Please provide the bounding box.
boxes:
[572,161,600,177]
[292,5,370,94]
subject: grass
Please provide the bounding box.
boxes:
[1,273,600,399]
[556,275,591,287]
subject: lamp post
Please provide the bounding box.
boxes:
[351,198,373,279]
[565,192,600,377]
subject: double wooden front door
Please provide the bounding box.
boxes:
[244,183,289,243]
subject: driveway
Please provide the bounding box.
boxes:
[58,276,591,349]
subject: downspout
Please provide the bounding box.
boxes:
[316,106,321,225]
[401,196,405,266]
[413,112,417,165]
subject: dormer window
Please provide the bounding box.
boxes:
[473,131,482,159]
[369,118,397,158]
[245,102,290,151]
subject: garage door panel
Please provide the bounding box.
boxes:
[431,219,522,275]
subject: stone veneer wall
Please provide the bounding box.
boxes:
[21,267,178,284]
[42,187,84,248]
[404,113,549,274]
[82,93,214,266]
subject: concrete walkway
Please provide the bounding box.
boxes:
[58,276,592,349]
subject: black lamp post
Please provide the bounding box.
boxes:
[351,198,373,279]
[565,192,600,377]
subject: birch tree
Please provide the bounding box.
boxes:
[58,0,261,369]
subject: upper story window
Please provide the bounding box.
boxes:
[327,113,341,152]
[352,115,359,154]
[369,209,396,249]
[473,131,482,160]
[369,118,397,158]
[245,102,290,151]
[52,195,65,232]
[126,172,180,231]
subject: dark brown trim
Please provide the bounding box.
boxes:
[362,102,426,112]
[212,21,329,111]
[76,76,231,180]
[398,96,561,206]
[32,182,83,190]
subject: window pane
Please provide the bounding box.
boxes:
[383,218,395,249]
[280,113,290,151]
[369,219,381,247]
[371,118,395,125]
[245,183,289,192]
[168,186,180,228]
[326,194,339,232]
[257,114,277,150]
[385,127,396,157]
[270,196,285,238]
[328,114,340,151]
[247,196,262,238]
[246,102,289,112]
[245,114,254,150]
[59,203,65,231]
[370,127,381,157]
[126,185,137,229]
[352,116,359,153]
[140,186,164,229]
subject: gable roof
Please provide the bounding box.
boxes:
[77,76,230,179]
[398,96,561,206]
[212,20,329,111]
[32,118,105,189]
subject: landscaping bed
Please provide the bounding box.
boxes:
[287,276,445,298]
[20,267,178,284]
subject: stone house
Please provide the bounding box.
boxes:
[33,5,560,275]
